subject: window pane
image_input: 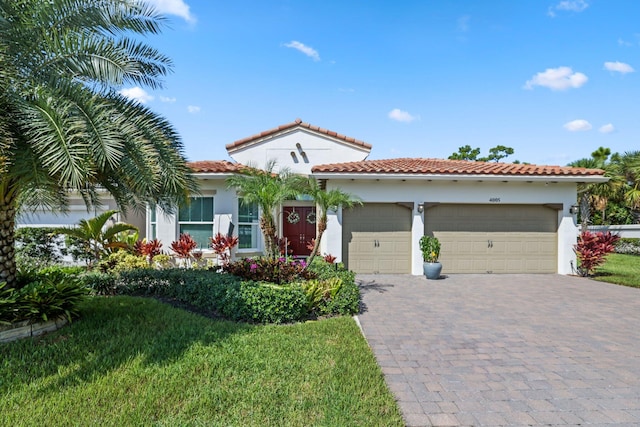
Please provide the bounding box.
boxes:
[151,224,157,240]
[202,197,214,221]
[179,224,213,249]
[150,208,156,222]
[239,201,259,222]
[179,197,214,222]
[238,224,258,249]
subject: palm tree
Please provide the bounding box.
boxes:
[304,178,362,266]
[56,210,138,267]
[569,148,623,230]
[226,161,307,258]
[610,151,640,214]
[0,0,198,288]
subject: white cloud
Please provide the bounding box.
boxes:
[119,87,154,104]
[564,119,592,132]
[388,108,418,123]
[146,0,196,23]
[160,96,177,103]
[604,61,635,74]
[284,41,320,61]
[599,123,615,134]
[548,0,589,17]
[187,105,201,113]
[524,66,588,90]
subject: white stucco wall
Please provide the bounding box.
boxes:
[228,129,370,174]
[588,224,640,238]
[321,179,579,275]
[150,179,252,258]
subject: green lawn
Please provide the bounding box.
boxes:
[0,297,403,427]
[593,253,640,288]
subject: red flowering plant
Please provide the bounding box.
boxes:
[323,253,337,264]
[171,233,198,259]
[209,233,239,266]
[223,257,316,284]
[134,238,163,263]
[574,231,620,277]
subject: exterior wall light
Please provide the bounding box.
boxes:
[417,203,424,213]
[569,204,580,215]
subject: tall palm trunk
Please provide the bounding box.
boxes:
[0,187,17,288]
[307,215,327,266]
[260,215,278,259]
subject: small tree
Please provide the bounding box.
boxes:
[304,178,362,266]
[226,161,307,259]
[574,231,620,276]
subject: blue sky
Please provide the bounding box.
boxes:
[123,0,640,166]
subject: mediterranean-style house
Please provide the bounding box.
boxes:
[19,119,607,275]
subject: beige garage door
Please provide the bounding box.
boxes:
[425,204,558,274]
[342,203,412,274]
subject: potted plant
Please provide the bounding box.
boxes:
[419,235,442,279]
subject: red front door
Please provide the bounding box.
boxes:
[282,206,317,257]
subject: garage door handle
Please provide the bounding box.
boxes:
[488,240,493,248]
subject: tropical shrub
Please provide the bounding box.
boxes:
[223,257,316,283]
[134,238,163,262]
[306,258,359,315]
[171,233,198,262]
[302,277,343,315]
[209,233,239,266]
[0,272,88,324]
[56,210,138,267]
[574,231,621,276]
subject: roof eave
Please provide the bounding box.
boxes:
[192,172,237,179]
[310,172,609,183]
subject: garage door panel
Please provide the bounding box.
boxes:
[343,203,411,274]
[426,204,558,274]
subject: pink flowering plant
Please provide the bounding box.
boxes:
[223,256,316,284]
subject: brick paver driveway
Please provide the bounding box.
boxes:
[356,274,640,426]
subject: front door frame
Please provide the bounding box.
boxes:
[281,201,317,258]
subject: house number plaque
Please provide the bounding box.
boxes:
[489,197,501,202]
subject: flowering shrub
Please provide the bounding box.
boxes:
[574,231,620,276]
[223,257,316,284]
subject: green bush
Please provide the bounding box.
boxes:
[616,238,640,255]
[80,271,118,295]
[14,227,64,267]
[223,257,316,283]
[227,282,308,324]
[98,251,151,273]
[307,258,360,315]
[0,271,88,324]
[113,269,307,323]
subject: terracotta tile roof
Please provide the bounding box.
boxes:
[311,158,605,177]
[187,160,242,173]
[225,118,372,152]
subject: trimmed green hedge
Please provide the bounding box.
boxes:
[82,260,360,324]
